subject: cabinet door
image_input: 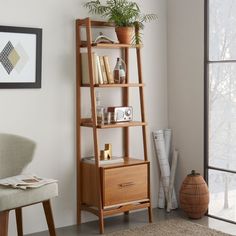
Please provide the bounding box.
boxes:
[102,164,148,207]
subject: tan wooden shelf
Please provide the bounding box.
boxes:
[80,41,142,49]
[82,157,149,168]
[77,19,115,28]
[103,202,150,215]
[81,121,147,129]
[81,200,150,216]
[81,83,145,88]
[101,158,149,169]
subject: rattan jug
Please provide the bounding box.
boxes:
[179,170,209,219]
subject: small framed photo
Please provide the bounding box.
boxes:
[0,25,42,88]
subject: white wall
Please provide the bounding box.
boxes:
[167,0,205,192]
[0,0,167,234]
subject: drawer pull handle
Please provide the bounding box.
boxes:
[119,182,135,188]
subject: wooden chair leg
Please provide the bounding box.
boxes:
[42,200,56,236]
[15,208,23,236]
[0,211,9,236]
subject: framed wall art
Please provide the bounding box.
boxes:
[0,25,42,88]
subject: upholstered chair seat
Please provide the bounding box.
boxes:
[0,183,58,212]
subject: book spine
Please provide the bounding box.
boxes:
[93,53,98,84]
[96,55,103,84]
[103,56,114,84]
[99,56,108,84]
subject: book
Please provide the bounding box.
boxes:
[99,56,108,84]
[96,55,103,84]
[81,53,98,85]
[94,32,117,44]
[103,56,114,84]
[82,156,124,165]
[0,174,57,190]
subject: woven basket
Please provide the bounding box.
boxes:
[179,170,209,219]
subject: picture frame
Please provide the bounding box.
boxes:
[0,25,42,88]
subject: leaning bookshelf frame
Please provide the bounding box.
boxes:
[76,17,152,234]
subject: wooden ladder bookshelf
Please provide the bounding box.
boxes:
[76,18,152,234]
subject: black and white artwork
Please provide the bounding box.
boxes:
[0,26,42,88]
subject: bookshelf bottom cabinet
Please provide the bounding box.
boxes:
[80,159,152,232]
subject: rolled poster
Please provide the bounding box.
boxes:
[167,149,179,212]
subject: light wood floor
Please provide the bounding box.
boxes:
[27,208,236,236]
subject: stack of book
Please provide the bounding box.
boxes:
[81,53,114,85]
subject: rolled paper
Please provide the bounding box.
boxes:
[158,182,165,208]
[153,130,178,211]
[153,130,170,203]
[162,129,172,208]
[164,129,172,161]
[167,149,179,212]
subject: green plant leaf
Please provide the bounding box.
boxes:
[83,0,157,42]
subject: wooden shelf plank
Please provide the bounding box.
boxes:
[81,121,147,129]
[103,202,150,216]
[77,19,115,28]
[82,157,149,168]
[81,83,145,88]
[101,158,149,169]
[81,201,150,217]
[99,121,147,128]
[80,41,142,49]
[81,204,99,216]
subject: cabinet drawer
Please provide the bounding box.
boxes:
[102,164,148,207]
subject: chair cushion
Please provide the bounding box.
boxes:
[0,183,58,211]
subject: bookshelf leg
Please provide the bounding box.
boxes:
[124,211,129,215]
[148,206,153,223]
[77,207,81,225]
[99,212,104,234]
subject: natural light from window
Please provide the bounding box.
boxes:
[208,0,236,223]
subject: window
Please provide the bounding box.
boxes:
[205,0,236,223]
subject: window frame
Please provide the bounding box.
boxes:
[204,0,236,225]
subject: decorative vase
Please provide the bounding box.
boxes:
[115,27,134,44]
[179,170,209,219]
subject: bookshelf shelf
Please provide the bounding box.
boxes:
[76,17,152,234]
[83,157,148,168]
[77,19,115,28]
[80,121,147,129]
[100,158,148,169]
[81,83,145,88]
[80,41,142,49]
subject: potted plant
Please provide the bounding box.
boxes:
[83,0,157,44]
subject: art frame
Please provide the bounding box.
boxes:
[0,25,42,88]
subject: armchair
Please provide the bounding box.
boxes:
[0,133,58,236]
